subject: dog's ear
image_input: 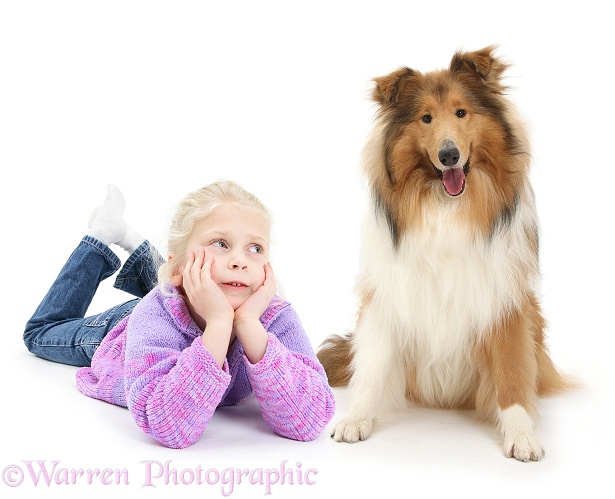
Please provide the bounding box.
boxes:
[450,45,508,90]
[372,67,417,107]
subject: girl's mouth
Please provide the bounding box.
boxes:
[222,281,248,288]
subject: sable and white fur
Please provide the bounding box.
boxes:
[317,46,570,462]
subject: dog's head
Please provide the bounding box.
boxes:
[371,46,517,198]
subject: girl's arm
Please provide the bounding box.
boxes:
[233,262,276,364]
[124,291,231,449]
[242,306,336,442]
[179,249,235,368]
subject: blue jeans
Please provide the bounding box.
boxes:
[24,236,164,367]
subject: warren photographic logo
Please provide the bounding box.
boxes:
[2,459,318,496]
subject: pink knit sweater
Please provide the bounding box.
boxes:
[76,286,335,448]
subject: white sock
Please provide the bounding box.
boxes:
[88,185,145,253]
[116,226,146,254]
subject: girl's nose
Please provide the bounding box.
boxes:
[228,252,247,270]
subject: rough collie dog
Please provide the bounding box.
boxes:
[317,46,570,462]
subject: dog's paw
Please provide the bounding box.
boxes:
[331,418,373,443]
[499,404,544,462]
[504,433,545,462]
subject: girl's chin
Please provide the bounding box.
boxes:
[228,297,249,311]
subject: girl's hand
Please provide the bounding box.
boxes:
[181,249,234,331]
[233,263,276,365]
[234,262,277,327]
[182,249,234,368]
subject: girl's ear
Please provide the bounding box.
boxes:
[168,254,183,287]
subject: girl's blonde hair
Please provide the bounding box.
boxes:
[157,180,272,288]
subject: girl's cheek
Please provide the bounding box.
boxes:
[248,252,268,262]
[209,262,221,283]
[258,267,267,284]
[206,245,225,257]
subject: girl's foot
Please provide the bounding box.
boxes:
[88,185,144,253]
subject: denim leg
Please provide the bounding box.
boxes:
[113,240,165,298]
[24,236,140,367]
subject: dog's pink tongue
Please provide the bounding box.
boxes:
[442,167,466,196]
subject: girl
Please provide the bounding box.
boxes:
[24,181,335,449]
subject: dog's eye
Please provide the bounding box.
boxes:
[421,114,432,124]
[456,109,466,118]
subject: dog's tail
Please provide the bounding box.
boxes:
[532,299,580,396]
[317,334,354,387]
[536,344,581,395]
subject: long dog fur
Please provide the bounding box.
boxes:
[317,46,572,461]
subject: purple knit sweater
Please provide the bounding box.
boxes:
[75,286,335,448]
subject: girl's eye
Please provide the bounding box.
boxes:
[248,245,263,254]
[212,240,228,249]
[456,109,466,118]
[421,114,432,124]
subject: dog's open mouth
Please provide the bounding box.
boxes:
[433,161,470,197]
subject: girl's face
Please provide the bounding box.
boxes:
[172,204,270,310]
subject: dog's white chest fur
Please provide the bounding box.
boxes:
[357,197,537,406]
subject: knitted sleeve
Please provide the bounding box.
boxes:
[124,292,231,449]
[244,307,335,441]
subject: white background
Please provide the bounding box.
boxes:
[1,1,613,498]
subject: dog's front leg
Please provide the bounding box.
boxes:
[332,304,401,443]
[487,305,545,462]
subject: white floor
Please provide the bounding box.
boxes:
[2,2,614,498]
[3,344,611,498]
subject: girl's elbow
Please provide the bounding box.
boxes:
[145,421,203,449]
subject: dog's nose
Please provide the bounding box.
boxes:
[438,146,460,167]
